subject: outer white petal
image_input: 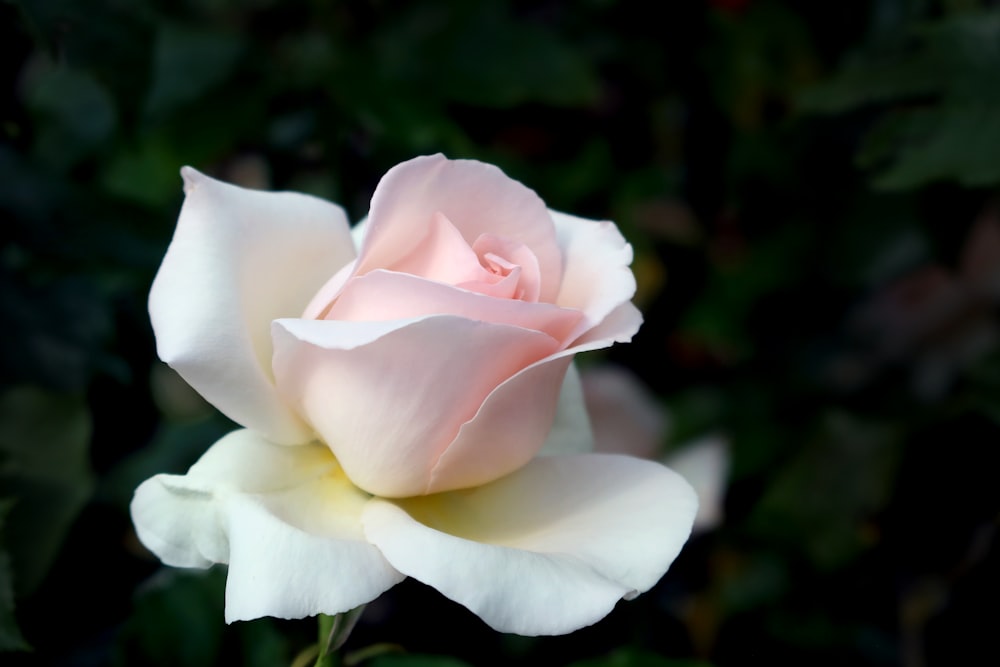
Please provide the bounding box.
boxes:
[130,429,403,622]
[149,168,356,443]
[573,301,643,349]
[351,217,368,248]
[361,454,697,636]
[551,211,639,344]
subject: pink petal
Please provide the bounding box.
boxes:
[149,168,356,443]
[390,211,497,287]
[358,155,564,303]
[470,234,542,302]
[326,270,582,343]
[427,354,574,494]
[551,210,638,343]
[271,316,561,497]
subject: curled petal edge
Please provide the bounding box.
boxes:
[130,430,404,622]
[362,453,698,635]
[150,168,357,444]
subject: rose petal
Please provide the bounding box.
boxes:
[429,316,654,491]
[149,168,356,443]
[390,211,498,288]
[130,429,403,622]
[470,234,542,302]
[358,155,563,303]
[362,454,697,635]
[272,316,561,497]
[326,270,581,343]
[301,258,357,320]
[427,354,573,493]
[571,301,643,350]
[552,211,638,343]
[351,217,368,247]
[537,363,595,456]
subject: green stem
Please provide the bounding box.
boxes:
[313,606,366,667]
[314,614,340,667]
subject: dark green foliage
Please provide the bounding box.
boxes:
[800,8,1000,188]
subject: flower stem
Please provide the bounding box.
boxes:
[313,606,366,667]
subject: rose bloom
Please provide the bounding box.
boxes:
[131,155,696,635]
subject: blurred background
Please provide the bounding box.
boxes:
[3,0,999,665]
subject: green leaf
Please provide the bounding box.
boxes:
[800,8,1000,188]
[114,568,226,667]
[143,24,244,122]
[100,136,184,207]
[369,1,599,108]
[366,655,473,667]
[23,64,117,169]
[747,411,902,569]
[863,105,1000,189]
[679,226,810,360]
[568,647,715,667]
[238,618,290,667]
[797,54,944,114]
[0,386,93,596]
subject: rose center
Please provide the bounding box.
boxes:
[464,233,541,302]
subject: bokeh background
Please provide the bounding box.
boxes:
[3,0,1000,665]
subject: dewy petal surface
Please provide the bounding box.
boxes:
[358,155,564,303]
[361,454,698,636]
[272,316,561,497]
[149,168,356,444]
[130,429,403,622]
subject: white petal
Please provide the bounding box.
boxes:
[572,301,643,349]
[537,363,595,456]
[351,217,368,247]
[552,211,639,344]
[664,435,729,532]
[130,429,402,622]
[131,472,228,569]
[362,454,697,636]
[149,168,356,443]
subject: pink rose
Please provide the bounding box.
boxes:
[132,155,697,634]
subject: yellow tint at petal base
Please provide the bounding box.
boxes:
[254,444,374,541]
[391,483,559,548]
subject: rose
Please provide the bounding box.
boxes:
[131,155,697,635]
